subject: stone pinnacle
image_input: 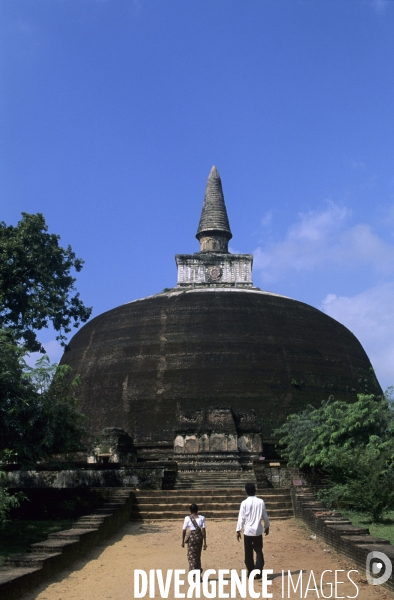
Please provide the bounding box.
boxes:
[196,165,232,242]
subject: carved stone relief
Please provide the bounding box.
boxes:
[173,407,262,455]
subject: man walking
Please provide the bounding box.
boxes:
[236,482,270,579]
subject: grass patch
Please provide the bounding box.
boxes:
[0,519,74,566]
[341,510,394,544]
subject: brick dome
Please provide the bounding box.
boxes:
[61,287,381,446]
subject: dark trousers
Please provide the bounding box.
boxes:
[244,534,264,575]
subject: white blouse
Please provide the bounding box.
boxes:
[183,515,206,530]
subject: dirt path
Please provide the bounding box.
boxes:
[20,518,394,600]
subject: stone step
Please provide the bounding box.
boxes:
[134,494,291,502]
[175,474,254,477]
[73,516,106,523]
[174,483,257,487]
[175,475,255,478]
[130,509,293,520]
[91,508,118,514]
[173,486,256,489]
[174,478,256,481]
[4,553,62,568]
[134,495,293,509]
[135,490,290,496]
[173,476,254,481]
[133,488,290,496]
[72,521,103,531]
[72,518,107,529]
[135,495,292,503]
[134,496,292,504]
[134,502,292,511]
[174,478,256,483]
[29,539,77,554]
[48,528,95,540]
[136,501,287,507]
[175,475,255,479]
[0,567,42,585]
[74,515,107,522]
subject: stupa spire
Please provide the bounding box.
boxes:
[196,165,232,252]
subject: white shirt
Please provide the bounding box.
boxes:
[183,515,206,530]
[236,496,270,536]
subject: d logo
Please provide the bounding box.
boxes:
[366,551,392,586]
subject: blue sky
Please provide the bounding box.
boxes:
[1,0,394,389]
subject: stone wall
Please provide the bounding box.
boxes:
[4,462,177,490]
[253,461,324,489]
[292,489,394,593]
[8,488,109,520]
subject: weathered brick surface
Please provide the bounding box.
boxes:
[5,463,175,490]
[292,489,394,593]
[60,290,381,444]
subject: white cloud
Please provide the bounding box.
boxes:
[252,202,394,390]
[253,201,394,283]
[385,205,394,231]
[372,0,388,14]
[260,211,272,227]
[287,202,350,242]
[321,283,394,391]
[25,340,64,368]
[351,160,366,170]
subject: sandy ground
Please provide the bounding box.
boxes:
[20,518,394,600]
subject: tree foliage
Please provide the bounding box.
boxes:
[0,213,92,352]
[0,471,25,527]
[0,329,86,466]
[0,214,90,522]
[275,394,394,521]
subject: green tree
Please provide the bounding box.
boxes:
[0,329,86,465]
[0,213,92,352]
[0,215,90,522]
[275,394,394,521]
[0,329,86,523]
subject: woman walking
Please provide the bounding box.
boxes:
[181,503,207,577]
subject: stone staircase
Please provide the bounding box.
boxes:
[0,489,135,600]
[173,470,257,490]
[131,488,293,521]
[2,489,134,571]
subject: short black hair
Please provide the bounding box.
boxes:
[245,482,256,496]
[190,503,198,513]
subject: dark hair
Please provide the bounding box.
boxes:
[245,482,256,496]
[190,503,198,514]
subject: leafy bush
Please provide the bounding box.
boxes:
[0,472,25,526]
[275,394,394,521]
[0,331,86,465]
[0,335,86,522]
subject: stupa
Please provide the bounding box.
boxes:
[61,166,381,466]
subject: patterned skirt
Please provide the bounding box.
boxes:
[187,530,203,572]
